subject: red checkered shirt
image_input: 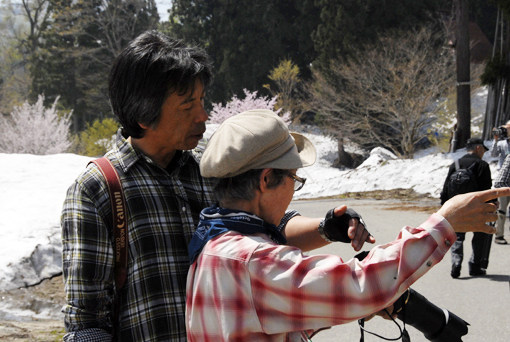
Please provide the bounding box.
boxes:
[186,213,456,342]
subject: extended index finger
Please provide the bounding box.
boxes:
[479,187,510,202]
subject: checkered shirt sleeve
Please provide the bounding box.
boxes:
[495,153,510,188]
[186,213,456,341]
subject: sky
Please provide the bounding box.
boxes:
[4,1,173,22]
[155,0,172,21]
[0,89,494,320]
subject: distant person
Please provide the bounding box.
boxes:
[186,111,504,341]
[440,138,493,278]
[490,121,510,245]
[492,151,510,245]
[449,123,458,153]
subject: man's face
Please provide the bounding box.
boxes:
[142,81,208,153]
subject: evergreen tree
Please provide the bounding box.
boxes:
[167,0,320,104]
[32,0,159,132]
[312,0,443,71]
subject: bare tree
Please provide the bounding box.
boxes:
[0,0,51,60]
[0,0,51,111]
[307,26,456,160]
[69,0,160,68]
[18,0,51,56]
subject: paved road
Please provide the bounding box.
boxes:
[290,198,510,342]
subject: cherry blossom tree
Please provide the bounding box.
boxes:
[0,95,72,154]
[208,89,291,125]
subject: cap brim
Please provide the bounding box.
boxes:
[291,133,316,166]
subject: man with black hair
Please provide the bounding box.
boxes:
[440,138,493,278]
[61,31,373,341]
[61,30,215,341]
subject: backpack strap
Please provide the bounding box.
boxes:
[89,157,128,290]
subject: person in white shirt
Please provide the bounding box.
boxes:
[490,121,510,244]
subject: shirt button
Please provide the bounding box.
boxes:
[426,261,433,267]
[182,207,186,212]
[445,239,451,247]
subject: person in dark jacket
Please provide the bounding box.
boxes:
[440,138,493,278]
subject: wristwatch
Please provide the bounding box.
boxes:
[318,219,333,242]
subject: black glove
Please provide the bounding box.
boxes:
[319,208,368,243]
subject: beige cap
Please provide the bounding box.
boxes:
[200,109,316,178]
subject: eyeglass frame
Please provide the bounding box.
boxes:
[285,171,306,191]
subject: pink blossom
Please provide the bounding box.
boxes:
[208,89,291,126]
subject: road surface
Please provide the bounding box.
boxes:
[291,198,509,342]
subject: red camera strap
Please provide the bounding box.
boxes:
[89,157,128,290]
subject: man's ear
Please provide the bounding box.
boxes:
[259,168,273,193]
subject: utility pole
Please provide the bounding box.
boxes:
[453,0,471,151]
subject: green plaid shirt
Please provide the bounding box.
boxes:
[61,129,214,341]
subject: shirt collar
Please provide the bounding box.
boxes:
[110,128,197,173]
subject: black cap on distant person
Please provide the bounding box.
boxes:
[466,137,489,151]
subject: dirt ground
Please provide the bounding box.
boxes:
[0,275,65,342]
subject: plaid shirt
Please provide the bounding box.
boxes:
[186,213,456,342]
[62,129,215,341]
[494,152,510,188]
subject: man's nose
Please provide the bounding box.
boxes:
[195,106,208,123]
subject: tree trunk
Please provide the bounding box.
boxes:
[334,137,353,168]
[334,137,365,168]
[454,0,471,151]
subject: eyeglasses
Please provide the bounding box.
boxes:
[286,172,306,191]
